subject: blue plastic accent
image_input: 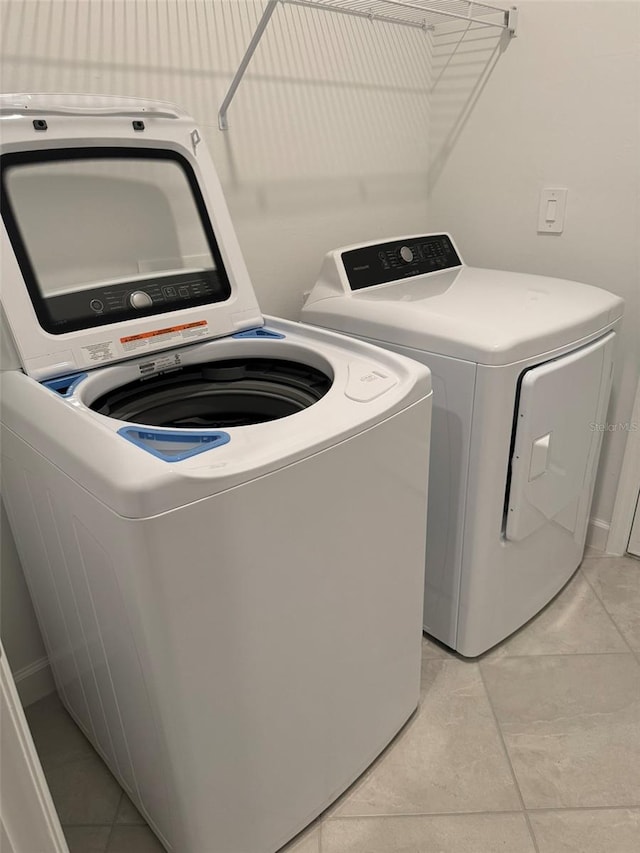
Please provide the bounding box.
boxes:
[42,372,88,397]
[117,427,230,462]
[231,327,285,340]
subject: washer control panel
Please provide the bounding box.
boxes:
[342,235,462,291]
[44,270,224,332]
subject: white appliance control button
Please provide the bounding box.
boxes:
[399,245,414,263]
[345,362,398,402]
[130,291,153,309]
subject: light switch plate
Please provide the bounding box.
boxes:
[538,188,568,233]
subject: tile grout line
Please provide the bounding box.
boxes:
[581,553,620,561]
[476,661,541,853]
[524,804,640,814]
[321,803,640,821]
[579,565,640,662]
[323,809,543,822]
[486,649,633,660]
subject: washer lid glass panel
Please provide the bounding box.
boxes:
[0,148,232,334]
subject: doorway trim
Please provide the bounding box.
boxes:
[607,376,640,554]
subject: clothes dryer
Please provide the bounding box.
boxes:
[301,233,623,656]
[0,96,433,853]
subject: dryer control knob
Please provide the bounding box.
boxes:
[129,291,153,309]
[399,245,414,264]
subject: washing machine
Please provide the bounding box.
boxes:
[301,233,624,657]
[0,95,433,853]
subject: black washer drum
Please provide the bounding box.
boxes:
[89,357,332,429]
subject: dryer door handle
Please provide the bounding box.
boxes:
[529,432,551,481]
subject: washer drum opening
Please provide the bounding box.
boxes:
[89,358,333,428]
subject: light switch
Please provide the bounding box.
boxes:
[538,188,568,233]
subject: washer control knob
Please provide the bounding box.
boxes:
[129,290,153,309]
[399,245,414,264]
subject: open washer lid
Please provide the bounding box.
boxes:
[0,94,263,380]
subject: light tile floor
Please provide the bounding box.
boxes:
[25,551,640,853]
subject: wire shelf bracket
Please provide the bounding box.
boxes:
[218,0,518,130]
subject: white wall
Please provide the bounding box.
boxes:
[427,0,640,530]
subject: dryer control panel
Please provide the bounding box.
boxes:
[342,235,462,291]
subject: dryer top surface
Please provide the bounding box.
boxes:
[303,241,624,365]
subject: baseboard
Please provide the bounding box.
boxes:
[586,517,611,553]
[13,656,55,707]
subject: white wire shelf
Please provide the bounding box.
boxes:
[288,1,516,31]
[218,0,518,130]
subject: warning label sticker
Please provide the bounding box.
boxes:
[138,351,183,377]
[80,340,116,363]
[120,321,209,353]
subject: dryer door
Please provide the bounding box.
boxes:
[506,332,615,542]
